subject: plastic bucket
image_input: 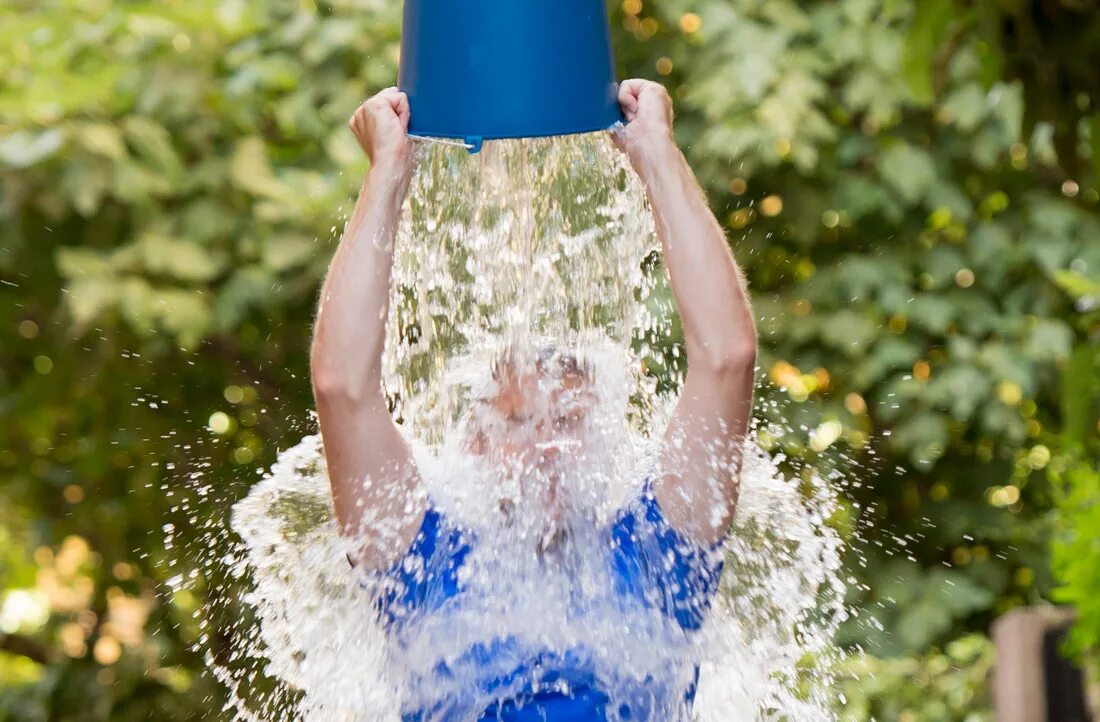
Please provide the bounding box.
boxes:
[399,0,622,153]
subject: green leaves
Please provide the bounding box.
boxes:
[925,363,991,421]
[0,0,393,352]
[75,123,127,161]
[855,559,997,656]
[138,233,226,284]
[1052,270,1100,303]
[901,0,956,104]
[0,130,66,169]
[820,309,879,356]
[0,0,1096,718]
[838,634,994,721]
[891,409,950,470]
[879,143,938,205]
[1051,457,1100,659]
[647,0,1096,685]
[122,117,184,184]
[229,137,289,201]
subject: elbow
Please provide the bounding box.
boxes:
[312,369,351,403]
[311,361,350,402]
[691,332,757,380]
[310,350,375,405]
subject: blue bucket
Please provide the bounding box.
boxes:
[399,0,623,153]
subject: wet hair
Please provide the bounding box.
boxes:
[535,346,592,381]
[488,344,593,385]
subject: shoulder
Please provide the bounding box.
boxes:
[365,500,473,626]
[606,478,726,631]
[384,502,471,578]
[608,477,726,578]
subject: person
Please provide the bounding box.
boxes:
[309,79,758,722]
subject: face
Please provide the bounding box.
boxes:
[464,350,595,518]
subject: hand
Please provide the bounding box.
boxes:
[611,79,676,171]
[349,87,415,180]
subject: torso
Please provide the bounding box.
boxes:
[373,480,724,722]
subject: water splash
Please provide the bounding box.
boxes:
[184,132,848,721]
[386,134,661,445]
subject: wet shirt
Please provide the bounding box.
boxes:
[375,481,724,722]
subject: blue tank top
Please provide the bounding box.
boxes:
[373,481,724,721]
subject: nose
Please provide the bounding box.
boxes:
[539,444,561,464]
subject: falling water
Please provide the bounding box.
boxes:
[181,132,848,721]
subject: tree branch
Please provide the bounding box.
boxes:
[0,632,56,666]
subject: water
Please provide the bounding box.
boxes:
[181,132,848,721]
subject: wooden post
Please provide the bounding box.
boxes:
[992,606,1091,722]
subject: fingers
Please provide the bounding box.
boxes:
[619,78,649,100]
[617,78,669,122]
[349,88,411,126]
[617,79,646,120]
[394,93,411,127]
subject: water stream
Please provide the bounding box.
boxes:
[181,133,848,721]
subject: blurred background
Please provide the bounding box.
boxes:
[1,0,1098,719]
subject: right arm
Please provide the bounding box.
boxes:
[310,88,425,571]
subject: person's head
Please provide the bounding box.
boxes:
[461,345,599,534]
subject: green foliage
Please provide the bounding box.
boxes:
[838,634,995,721]
[1,0,1098,718]
[1,0,402,718]
[1051,456,1100,660]
[1049,341,1100,661]
[627,0,1097,658]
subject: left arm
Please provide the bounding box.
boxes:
[613,79,757,547]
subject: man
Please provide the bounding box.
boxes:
[310,79,757,721]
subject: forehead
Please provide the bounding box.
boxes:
[486,363,589,411]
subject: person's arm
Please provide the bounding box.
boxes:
[613,79,758,547]
[311,87,425,571]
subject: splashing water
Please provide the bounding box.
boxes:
[186,133,848,721]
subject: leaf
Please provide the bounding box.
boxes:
[922,246,967,287]
[932,569,995,615]
[879,143,937,205]
[1029,197,1079,239]
[230,137,289,200]
[837,174,891,220]
[213,266,278,331]
[113,157,175,202]
[56,247,112,279]
[1052,270,1100,302]
[76,123,127,161]
[941,83,988,132]
[900,0,954,104]
[891,410,949,470]
[925,363,991,421]
[979,344,1033,391]
[1029,234,1076,275]
[262,234,317,273]
[150,288,211,350]
[0,129,66,168]
[60,158,114,216]
[1060,345,1100,447]
[951,292,1000,335]
[925,183,973,221]
[139,234,225,283]
[117,276,158,336]
[969,222,1016,286]
[1025,319,1074,363]
[908,294,954,333]
[64,278,119,328]
[898,597,954,650]
[123,116,184,182]
[819,309,878,356]
[853,337,922,388]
